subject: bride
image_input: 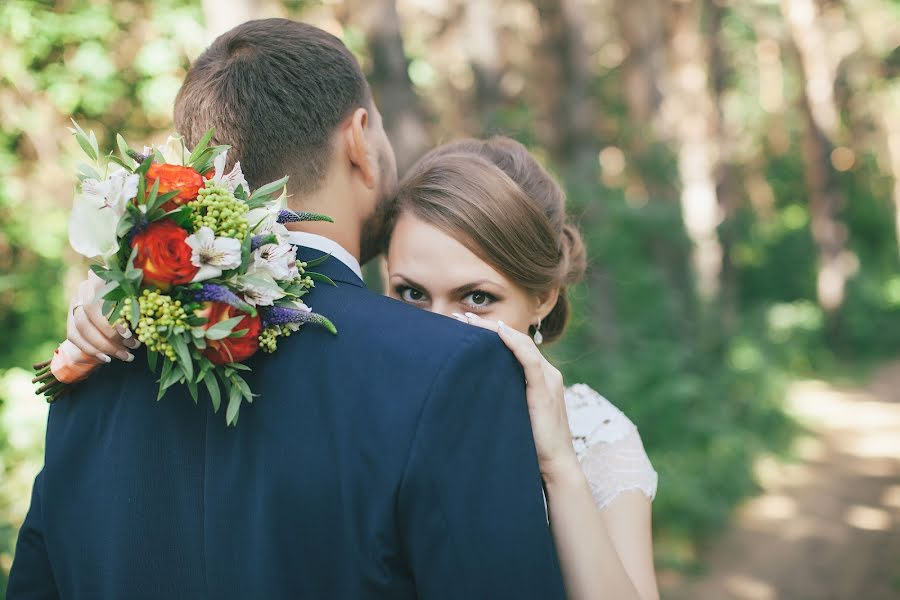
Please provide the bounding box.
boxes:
[63,136,659,600]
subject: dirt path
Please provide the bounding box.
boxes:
[660,361,900,600]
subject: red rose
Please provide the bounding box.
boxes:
[146,163,204,212]
[131,220,199,290]
[197,301,262,365]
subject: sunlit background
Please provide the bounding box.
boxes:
[2,1,899,598]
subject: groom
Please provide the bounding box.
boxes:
[9,18,565,599]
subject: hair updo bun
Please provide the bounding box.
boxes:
[386,136,587,344]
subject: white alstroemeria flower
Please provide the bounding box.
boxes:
[69,168,140,258]
[158,135,190,165]
[185,227,243,282]
[250,242,299,281]
[239,270,287,306]
[211,152,249,195]
[246,206,290,241]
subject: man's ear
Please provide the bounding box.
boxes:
[343,107,376,189]
[534,287,561,324]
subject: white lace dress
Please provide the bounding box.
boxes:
[564,384,657,509]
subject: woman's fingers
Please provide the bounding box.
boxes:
[452,312,499,332]
[72,305,134,361]
[66,312,111,363]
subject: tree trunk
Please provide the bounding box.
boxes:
[783,0,852,313]
[464,0,504,129]
[882,86,900,261]
[615,0,665,129]
[664,0,724,303]
[338,0,431,175]
[533,0,618,349]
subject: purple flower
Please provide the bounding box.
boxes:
[276,210,334,224]
[261,305,337,335]
[260,305,311,327]
[193,283,249,311]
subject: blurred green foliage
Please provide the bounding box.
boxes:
[1,0,899,593]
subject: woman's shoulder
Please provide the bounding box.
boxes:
[564,384,638,455]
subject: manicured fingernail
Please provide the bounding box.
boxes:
[96,353,112,363]
[116,351,135,362]
[115,324,132,338]
[464,312,479,320]
[124,338,140,349]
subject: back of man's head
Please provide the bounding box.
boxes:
[174,18,370,194]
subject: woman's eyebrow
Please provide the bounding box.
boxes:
[448,280,500,296]
[390,273,427,290]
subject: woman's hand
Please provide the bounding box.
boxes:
[67,271,140,363]
[453,312,581,483]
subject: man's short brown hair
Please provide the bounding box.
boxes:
[174,18,370,193]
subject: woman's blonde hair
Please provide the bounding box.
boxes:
[384,137,586,343]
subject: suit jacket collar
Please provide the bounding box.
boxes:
[285,232,362,280]
[294,245,367,289]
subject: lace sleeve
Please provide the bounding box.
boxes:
[565,384,658,510]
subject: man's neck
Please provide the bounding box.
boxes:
[284,186,362,262]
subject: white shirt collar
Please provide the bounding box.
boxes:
[285,231,363,281]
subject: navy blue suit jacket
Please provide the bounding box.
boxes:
[9,247,565,599]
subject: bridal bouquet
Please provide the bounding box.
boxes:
[32,122,337,425]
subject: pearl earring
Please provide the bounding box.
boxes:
[533,319,543,346]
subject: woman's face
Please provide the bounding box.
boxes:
[386,213,545,335]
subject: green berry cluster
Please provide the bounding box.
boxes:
[189,181,250,240]
[258,325,296,353]
[119,290,189,361]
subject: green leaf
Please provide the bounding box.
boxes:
[116,213,135,238]
[74,132,98,162]
[244,196,270,210]
[170,334,194,381]
[91,280,119,304]
[106,154,131,171]
[250,176,289,201]
[226,383,242,426]
[233,374,253,403]
[307,272,336,287]
[145,177,160,207]
[303,254,332,269]
[130,295,141,326]
[157,358,184,399]
[77,163,102,180]
[227,362,251,371]
[116,133,134,167]
[205,316,245,340]
[187,128,215,166]
[228,328,249,338]
[157,359,174,401]
[147,348,158,373]
[101,299,118,319]
[136,154,154,177]
[205,373,221,412]
[187,379,199,404]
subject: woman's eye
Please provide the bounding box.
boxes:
[398,286,427,303]
[462,291,496,308]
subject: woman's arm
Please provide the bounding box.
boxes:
[456,313,658,600]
